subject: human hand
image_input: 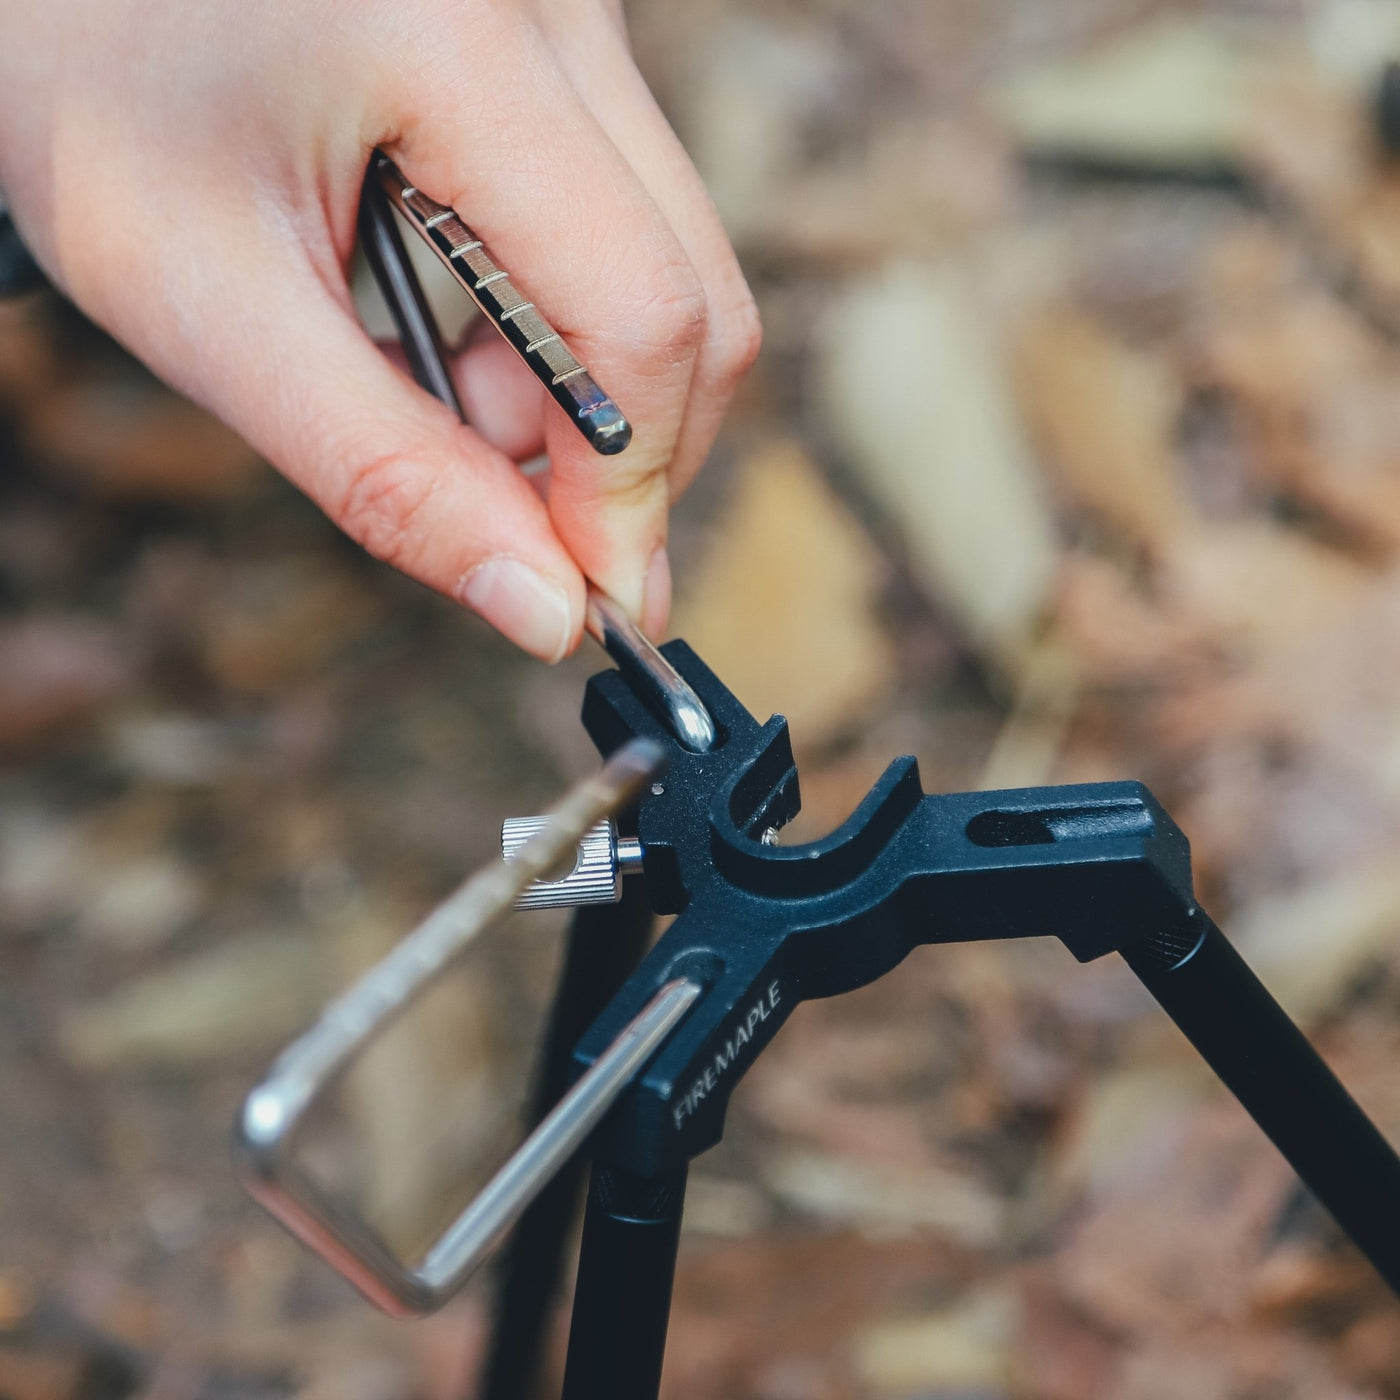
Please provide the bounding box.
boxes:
[0,0,760,659]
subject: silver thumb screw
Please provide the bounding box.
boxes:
[501,817,644,909]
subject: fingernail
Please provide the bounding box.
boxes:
[459,558,573,663]
[641,546,672,642]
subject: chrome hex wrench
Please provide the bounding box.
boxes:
[359,155,716,755]
[234,739,703,1316]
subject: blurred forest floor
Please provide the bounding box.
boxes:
[6,1,1400,1397]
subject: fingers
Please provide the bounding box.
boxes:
[15,9,594,664]
[451,319,548,463]
[259,267,586,661]
[378,320,546,462]
[386,16,711,625]
[17,0,757,661]
[536,3,763,505]
[80,185,588,661]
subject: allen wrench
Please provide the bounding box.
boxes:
[361,153,716,755]
[234,738,702,1316]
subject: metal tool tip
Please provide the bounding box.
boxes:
[586,407,632,455]
[673,705,717,753]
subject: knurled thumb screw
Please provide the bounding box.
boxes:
[501,817,644,909]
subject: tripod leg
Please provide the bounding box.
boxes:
[1123,915,1400,1294]
[560,1163,688,1400]
[478,886,654,1400]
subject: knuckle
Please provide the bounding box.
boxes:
[335,449,441,568]
[50,193,139,317]
[593,448,669,510]
[625,258,708,363]
[708,291,763,387]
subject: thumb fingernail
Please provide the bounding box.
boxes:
[459,557,573,662]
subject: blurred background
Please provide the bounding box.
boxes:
[6,0,1400,1396]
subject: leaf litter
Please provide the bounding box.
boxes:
[6,4,1400,1398]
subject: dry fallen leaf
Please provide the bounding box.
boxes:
[1198,225,1400,551]
[815,259,1061,668]
[1154,565,1400,782]
[850,1290,1019,1396]
[1048,1063,1212,1204]
[1017,307,1191,556]
[58,934,323,1071]
[0,616,131,752]
[1241,52,1400,331]
[25,377,264,502]
[1157,519,1371,658]
[1054,1103,1297,1336]
[1054,553,1207,685]
[665,1232,966,1400]
[201,558,383,694]
[750,120,1016,263]
[760,1150,1007,1248]
[672,439,895,752]
[677,12,846,244]
[994,18,1257,175]
[1228,862,1400,1025]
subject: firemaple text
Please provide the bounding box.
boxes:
[672,980,782,1131]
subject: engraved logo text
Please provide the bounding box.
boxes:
[673,980,781,1130]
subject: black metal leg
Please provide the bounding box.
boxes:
[357,173,466,418]
[479,887,655,1400]
[1123,915,1400,1293]
[559,1163,688,1400]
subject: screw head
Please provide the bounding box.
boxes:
[501,817,624,909]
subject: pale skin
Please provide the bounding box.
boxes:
[0,0,761,660]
